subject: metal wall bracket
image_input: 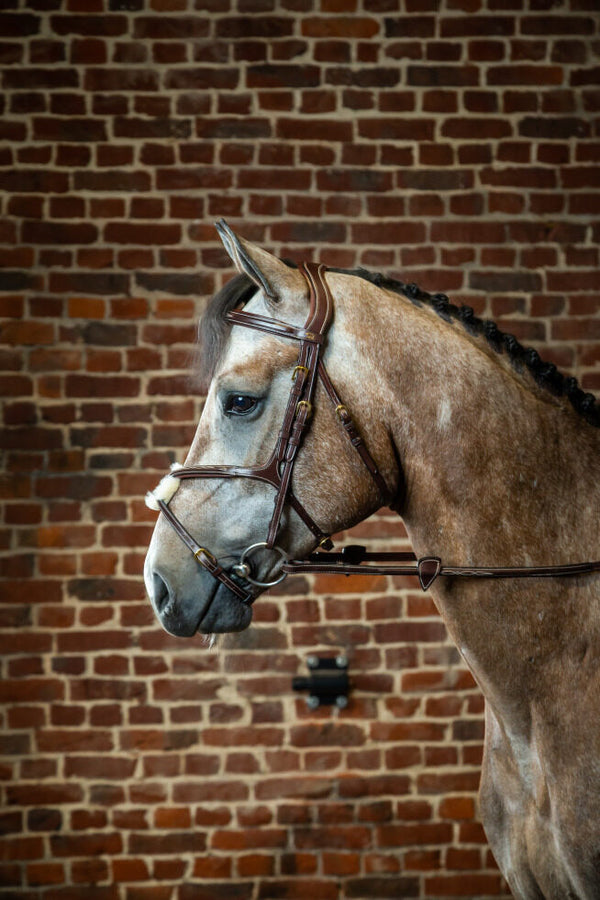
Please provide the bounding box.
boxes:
[292,655,350,709]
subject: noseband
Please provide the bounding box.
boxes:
[146,262,392,604]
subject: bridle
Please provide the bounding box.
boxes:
[146,262,392,604]
[146,263,600,605]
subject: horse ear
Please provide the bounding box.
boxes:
[215,219,299,305]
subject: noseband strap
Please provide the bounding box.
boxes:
[147,262,392,601]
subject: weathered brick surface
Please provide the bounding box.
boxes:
[1,2,599,898]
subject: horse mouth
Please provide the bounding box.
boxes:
[152,570,255,637]
[198,579,255,634]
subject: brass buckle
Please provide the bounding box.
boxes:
[194,547,217,567]
[292,365,309,382]
[296,400,312,418]
[335,404,349,420]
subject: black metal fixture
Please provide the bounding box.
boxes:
[292,655,350,709]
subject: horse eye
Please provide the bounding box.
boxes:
[224,394,258,417]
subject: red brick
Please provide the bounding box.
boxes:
[424,874,504,896]
[27,862,66,886]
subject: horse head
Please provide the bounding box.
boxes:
[143,222,399,636]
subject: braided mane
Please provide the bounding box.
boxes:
[331,266,600,430]
[198,265,600,429]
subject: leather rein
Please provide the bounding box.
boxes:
[147,262,600,603]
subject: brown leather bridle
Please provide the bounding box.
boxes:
[148,262,600,604]
[149,262,392,604]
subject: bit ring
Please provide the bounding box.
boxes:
[232,542,288,588]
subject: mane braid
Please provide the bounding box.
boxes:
[329,266,600,429]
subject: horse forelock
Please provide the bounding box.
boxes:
[195,273,258,393]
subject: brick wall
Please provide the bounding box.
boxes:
[1,1,599,898]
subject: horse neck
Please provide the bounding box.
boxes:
[381,303,599,561]
[367,290,600,728]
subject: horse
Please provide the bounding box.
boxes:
[144,220,600,900]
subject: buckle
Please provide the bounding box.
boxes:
[296,400,312,419]
[292,365,309,382]
[194,547,217,568]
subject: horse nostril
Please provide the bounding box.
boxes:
[152,571,170,614]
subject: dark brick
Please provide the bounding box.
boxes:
[317,169,393,192]
[49,272,129,295]
[0,271,36,292]
[521,14,595,35]
[468,271,542,293]
[88,452,135,469]
[50,14,128,36]
[22,221,98,245]
[519,116,590,139]
[326,66,401,88]
[3,67,79,89]
[487,64,563,85]
[399,170,474,191]
[103,223,181,245]
[73,171,150,192]
[271,222,346,243]
[440,15,515,37]
[34,474,112,500]
[277,117,353,142]
[0,13,41,35]
[164,68,238,90]
[133,15,209,38]
[247,64,320,88]
[384,16,435,37]
[407,64,479,86]
[82,323,137,346]
[109,0,144,8]
[84,67,158,92]
[32,116,107,142]
[66,375,141,399]
[571,66,600,86]
[135,272,212,296]
[216,17,294,38]
[345,877,420,898]
[115,117,192,139]
[129,832,206,855]
[181,884,253,900]
[358,118,434,141]
[0,170,69,193]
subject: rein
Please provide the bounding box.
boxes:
[283,545,600,592]
[146,263,600,603]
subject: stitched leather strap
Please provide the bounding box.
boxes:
[283,545,600,592]
[226,308,324,344]
[317,360,393,505]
